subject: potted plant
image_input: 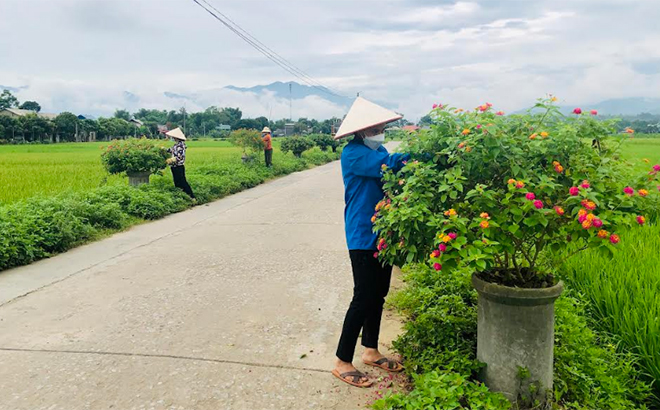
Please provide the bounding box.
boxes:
[101,138,170,186]
[229,128,263,163]
[373,98,659,405]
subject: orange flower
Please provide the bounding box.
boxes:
[529,133,537,140]
[465,146,472,153]
[552,161,560,166]
[441,235,452,243]
[479,220,490,229]
[551,96,558,102]
[507,178,516,184]
[444,209,457,217]
[462,129,471,135]
[582,219,593,229]
[480,212,490,219]
[458,142,466,149]
[639,189,649,197]
[540,131,549,138]
[371,216,377,223]
[586,213,596,222]
[578,209,587,217]
[597,230,609,238]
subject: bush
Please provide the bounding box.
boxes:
[308,133,342,152]
[373,264,651,409]
[281,136,313,158]
[229,128,263,156]
[301,147,340,166]
[101,138,170,175]
[0,150,338,272]
[373,98,660,288]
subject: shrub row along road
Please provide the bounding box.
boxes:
[0,150,401,410]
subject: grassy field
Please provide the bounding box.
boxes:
[0,139,284,204]
[1,136,658,205]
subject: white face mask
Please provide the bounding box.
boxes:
[364,133,385,150]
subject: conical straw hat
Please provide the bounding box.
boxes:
[334,97,402,140]
[166,127,186,141]
[261,127,272,133]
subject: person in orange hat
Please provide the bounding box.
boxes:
[261,126,273,167]
[331,97,408,388]
[165,127,195,199]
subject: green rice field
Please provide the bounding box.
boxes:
[0,140,283,204]
[1,137,658,205]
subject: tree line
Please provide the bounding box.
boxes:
[0,89,350,143]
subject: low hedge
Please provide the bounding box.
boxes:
[0,150,339,272]
[373,264,651,409]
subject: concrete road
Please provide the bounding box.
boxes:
[0,155,403,410]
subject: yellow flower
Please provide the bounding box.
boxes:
[442,235,452,243]
[540,131,549,138]
[444,209,457,217]
[462,129,471,135]
[465,146,472,153]
[551,96,558,102]
[643,158,650,163]
[479,220,490,229]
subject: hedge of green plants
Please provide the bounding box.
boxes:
[0,149,339,272]
[373,264,652,409]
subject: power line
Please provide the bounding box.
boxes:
[198,0,343,97]
[191,0,348,99]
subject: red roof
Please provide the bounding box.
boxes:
[402,125,420,132]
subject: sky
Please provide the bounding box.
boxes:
[0,0,659,121]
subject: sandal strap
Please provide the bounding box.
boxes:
[340,371,367,383]
[373,358,390,366]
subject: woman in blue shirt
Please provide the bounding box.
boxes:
[332,97,408,388]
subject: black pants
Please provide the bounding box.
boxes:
[336,250,393,362]
[171,165,195,198]
[265,149,273,167]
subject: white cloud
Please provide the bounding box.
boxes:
[0,0,659,121]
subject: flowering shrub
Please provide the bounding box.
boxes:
[229,128,264,156]
[373,97,659,287]
[101,138,170,175]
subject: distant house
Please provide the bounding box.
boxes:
[284,123,295,136]
[0,108,58,120]
[402,125,420,133]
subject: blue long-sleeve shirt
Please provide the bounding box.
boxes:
[341,139,408,250]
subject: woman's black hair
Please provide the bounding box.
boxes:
[353,131,365,140]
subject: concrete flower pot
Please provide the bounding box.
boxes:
[472,273,564,405]
[127,171,151,186]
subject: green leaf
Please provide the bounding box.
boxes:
[508,224,520,234]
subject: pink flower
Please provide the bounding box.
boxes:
[496,111,504,116]
[438,243,447,252]
[431,250,441,258]
[373,252,379,258]
[476,124,482,129]
[637,215,646,225]
[578,214,587,223]
[433,263,442,271]
[653,165,660,172]
[580,180,590,189]
[610,234,620,245]
[623,186,635,196]
[432,103,438,109]
[593,218,603,228]
[533,200,543,209]
[448,232,457,240]
[590,110,598,115]
[486,102,493,107]
[573,108,582,115]
[569,187,579,196]
[525,192,536,200]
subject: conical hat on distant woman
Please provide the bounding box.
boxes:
[334,97,402,140]
[166,127,186,141]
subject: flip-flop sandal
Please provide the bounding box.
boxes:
[363,357,404,373]
[332,369,373,388]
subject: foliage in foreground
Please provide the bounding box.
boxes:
[559,224,660,400]
[372,264,651,409]
[0,150,339,272]
[373,98,660,288]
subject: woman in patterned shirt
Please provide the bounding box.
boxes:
[165,128,195,199]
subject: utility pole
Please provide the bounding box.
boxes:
[289,82,292,121]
